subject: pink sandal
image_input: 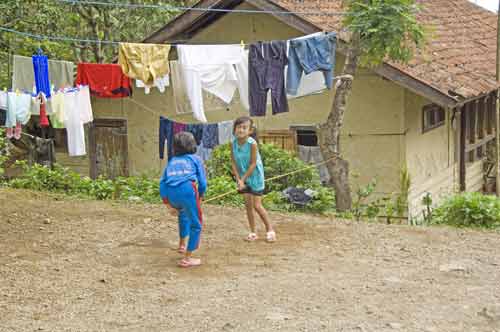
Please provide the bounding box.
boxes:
[178,258,201,268]
[245,233,258,242]
[266,231,276,242]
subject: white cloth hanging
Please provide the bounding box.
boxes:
[177,45,248,123]
[5,92,32,128]
[234,50,250,110]
[50,91,66,128]
[63,86,93,157]
[135,74,170,94]
[78,85,93,124]
[0,91,7,109]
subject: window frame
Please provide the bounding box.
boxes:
[422,103,446,133]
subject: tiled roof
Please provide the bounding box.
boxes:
[274,0,500,99]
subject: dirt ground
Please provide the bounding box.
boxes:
[1,188,500,332]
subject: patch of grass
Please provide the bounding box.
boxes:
[431,192,500,229]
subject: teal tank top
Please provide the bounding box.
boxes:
[232,137,265,191]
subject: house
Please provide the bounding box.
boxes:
[60,0,499,219]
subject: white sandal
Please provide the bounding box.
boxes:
[266,231,276,242]
[245,233,258,242]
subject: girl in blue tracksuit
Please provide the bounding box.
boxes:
[160,131,207,268]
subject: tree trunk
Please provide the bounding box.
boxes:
[318,34,361,211]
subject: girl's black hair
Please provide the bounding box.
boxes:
[233,116,259,142]
[173,131,197,156]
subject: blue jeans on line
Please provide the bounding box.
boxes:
[286,32,337,96]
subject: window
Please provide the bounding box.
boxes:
[290,126,319,147]
[297,130,318,147]
[422,104,445,133]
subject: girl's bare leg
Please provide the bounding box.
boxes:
[253,195,273,232]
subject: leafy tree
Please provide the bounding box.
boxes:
[318,0,425,211]
[0,0,192,87]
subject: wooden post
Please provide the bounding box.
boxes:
[496,0,500,196]
[460,106,466,191]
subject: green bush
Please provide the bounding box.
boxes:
[204,176,245,207]
[9,162,85,194]
[206,144,335,213]
[7,161,160,203]
[113,175,159,203]
[432,192,500,229]
[6,143,336,214]
[205,176,335,214]
[207,143,321,192]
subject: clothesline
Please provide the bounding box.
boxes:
[1,26,328,46]
[128,98,232,126]
[3,31,339,159]
[56,0,347,16]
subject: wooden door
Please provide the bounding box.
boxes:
[89,118,129,179]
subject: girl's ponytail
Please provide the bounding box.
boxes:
[250,125,259,144]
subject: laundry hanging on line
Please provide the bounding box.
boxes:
[4,91,33,140]
[32,51,52,99]
[60,85,93,156]
[135,74,170,94]
[118,43,171,92]
[169,32,336,121]
[159,116,234,162]
[170,60,245,117]
[249,40,289,117]
[287,32,337,96]
[176,44,249,123]
[297,145,331,184]
[1,85,93,156]
[12,55,75,94]
[5,31,337,147]
[1,89,54,139]
[35,92,49,128]
[75,63,132,98]
[50,90,66,129]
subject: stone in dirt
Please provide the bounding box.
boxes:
[266,312,292,321]
[387,322,403,329]
[478,305,500,322]
[222,322,235,330]
[439,262,471,273]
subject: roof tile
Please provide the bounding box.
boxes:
[274,0,500,99]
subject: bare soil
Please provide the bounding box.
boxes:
[1,188,500,332]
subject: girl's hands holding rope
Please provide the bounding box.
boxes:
[237,179,246,191]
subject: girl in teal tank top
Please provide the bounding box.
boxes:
[230,116,276,243]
